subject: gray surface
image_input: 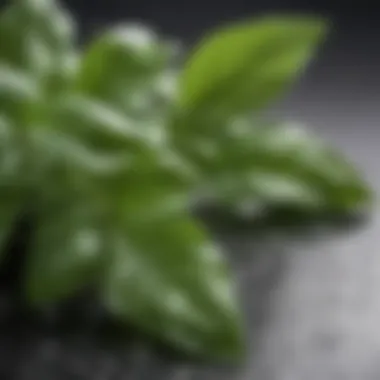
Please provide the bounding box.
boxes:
[3,211,379,380]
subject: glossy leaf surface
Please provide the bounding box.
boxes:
[26,199,107,304]
[179,16,328,117]
[194,120,372,212]
[76,23,175,116]
[103,210,244,359]
[0,0,77,93]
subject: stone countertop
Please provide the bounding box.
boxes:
[0,208,378,380]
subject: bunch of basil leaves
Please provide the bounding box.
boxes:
[0,0,371,361]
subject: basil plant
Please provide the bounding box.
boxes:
[0,0,371,361]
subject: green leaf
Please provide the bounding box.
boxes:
[0,65,40,122]
[50,95,148,152]
[196,120,372,213]
[76,23,176,114]
[0,115,24,180]
[95,147,198,217]
[179,15,328,117]
[122,143,199,190]
[0,0,77,93]
[0,118,26,258]
[103,211,244,360]
[34,129,129,175]
[0,117,26,256]
[25,199,107,304]
[38,95,198,200]
[29,128,130,201]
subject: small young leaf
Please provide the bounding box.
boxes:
[76,23,175,114]
[179,15,328,117]
[103,211,244,360]
[25,200,106,304]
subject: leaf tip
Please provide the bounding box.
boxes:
[306,15,331,44]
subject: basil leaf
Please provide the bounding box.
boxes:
[179,16,328,117]
[31,126,196,216]
[76,23,175,115]
[25,200,106,304]
[0,65,40,122]
[0,0,77,93]
[0,115,24,181]
[45,94,199,196]
[92,148,198,217]
[123,144,199,189]
[103,211,244,359]
[30,129,130,194]
[197,121,372,212]
[0,118,26,256]
[50,94,177,157]
[0,118,26,258]
[50,95,148,152]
